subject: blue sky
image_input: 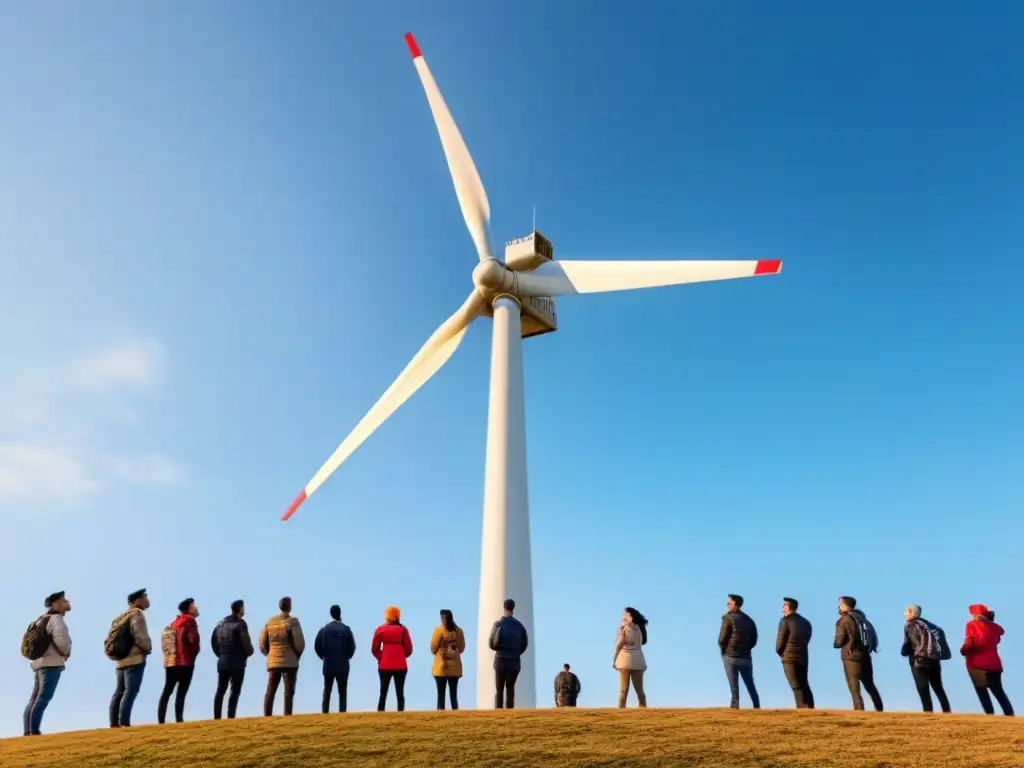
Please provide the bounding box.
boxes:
[1,1,1022,736]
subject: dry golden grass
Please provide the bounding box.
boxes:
[2,708,1023,767]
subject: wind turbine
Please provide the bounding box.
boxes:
[280,32,783,710]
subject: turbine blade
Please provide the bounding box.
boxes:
[405,33,493,262]
[282,291,487,521]
[515,259,783,297]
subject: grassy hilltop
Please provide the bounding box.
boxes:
[2,708,1022,768]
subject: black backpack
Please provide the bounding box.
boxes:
[925,623,952,662]
[104,615,135,661]
[21,615,52,661]
[852,613,879,654]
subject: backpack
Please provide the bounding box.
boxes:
[104,614,135,661]
[924,622,952,661]
[852,613,879,653]
[21,615,52,661]
[161,624,177,667]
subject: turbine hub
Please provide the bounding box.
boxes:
[472,258,508,293]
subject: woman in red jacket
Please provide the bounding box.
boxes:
[961,603,1014,715]
[372,605,413,711]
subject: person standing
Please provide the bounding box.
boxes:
[900,604,952,713]
[260,596,305,716]
[107,588,152,728]
[961,603,1014,715]
[22,591,72,736]
[718,594,760,709]
[555,663,581,707]
[834,595,883,711]
[776,597,814,709]
[429,609,465,710]
[157,598,201,724]
[488,598,529,709]
[372,605,414,711]
[614,607,648,708]
[211,599,254,719]
[315,604,356,713]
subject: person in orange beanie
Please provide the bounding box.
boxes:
[961,603,1014,715]
[371,606,413,711]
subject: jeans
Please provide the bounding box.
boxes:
[723,656,760,709]
[494,665,520,709]
[434,675,459,710]
[617,668,647,708]
[323,669,350,713]
[968,668,1014,715]
[782,661,815,708]
[911,661,950,713]
[378,669,407,711]
[842,656,883,711]
[110,661,146,727]
[214,668,245,719]
[23,666,63,735]
[157,665,195,723]
[264,668,298,716]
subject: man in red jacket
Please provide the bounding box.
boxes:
[961,603,1014,716]
[158,598,201,724]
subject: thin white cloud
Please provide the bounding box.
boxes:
[0,338,186,508]
[67,338,165,393]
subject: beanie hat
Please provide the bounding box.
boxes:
[384,605,401,623]
[969,603,989,617]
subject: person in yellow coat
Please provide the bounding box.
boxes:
[429,609,466,710]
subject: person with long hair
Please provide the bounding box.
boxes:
[614,607,648,708]
[429,609,466,710]
[371,605,413,711]
[961,603,1014,715]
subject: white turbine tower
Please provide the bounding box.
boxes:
[281,32,783,710]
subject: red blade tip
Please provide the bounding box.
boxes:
[281,489,308,521]
[404,33,422,59]
[754,259,782,275]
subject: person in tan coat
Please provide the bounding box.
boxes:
[614,606,648,708]
[259,596,305,716]
[429,609,466,710]
[109,589,152,728]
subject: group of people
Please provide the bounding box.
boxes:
[18,588,1013,738]
[717,594,1014,717]
[20,591,531,736]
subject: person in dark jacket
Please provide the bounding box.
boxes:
[900,604,951,713]
[314,604,356,713]
[211,599,254,719]
[554,663,581,707]
[834,596,883,711]
[488,598,529,709]
[776,597,814,708]
[157,598,201,724]
[718,594,760,709]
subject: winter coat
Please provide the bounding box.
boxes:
[719,611,758,659]
[833,612,869,663]
[113,607,152,669]
[489,615,529,671]
[315,620,357,674]
[259,613,306,670]
[30,613,71,671]
[961,618,1004,672]
[901,617,944,667]
[429,625,466,678]
[776,612,812,664]
[614,623,647,671]
[372,621,413,671]
[211,615,254,673]
[555,670,581,705]
[164,614,201,667]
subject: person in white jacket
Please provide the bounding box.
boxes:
[23,591,72,736]
[613,607,648,708]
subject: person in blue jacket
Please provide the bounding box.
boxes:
[315,604,356,713]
